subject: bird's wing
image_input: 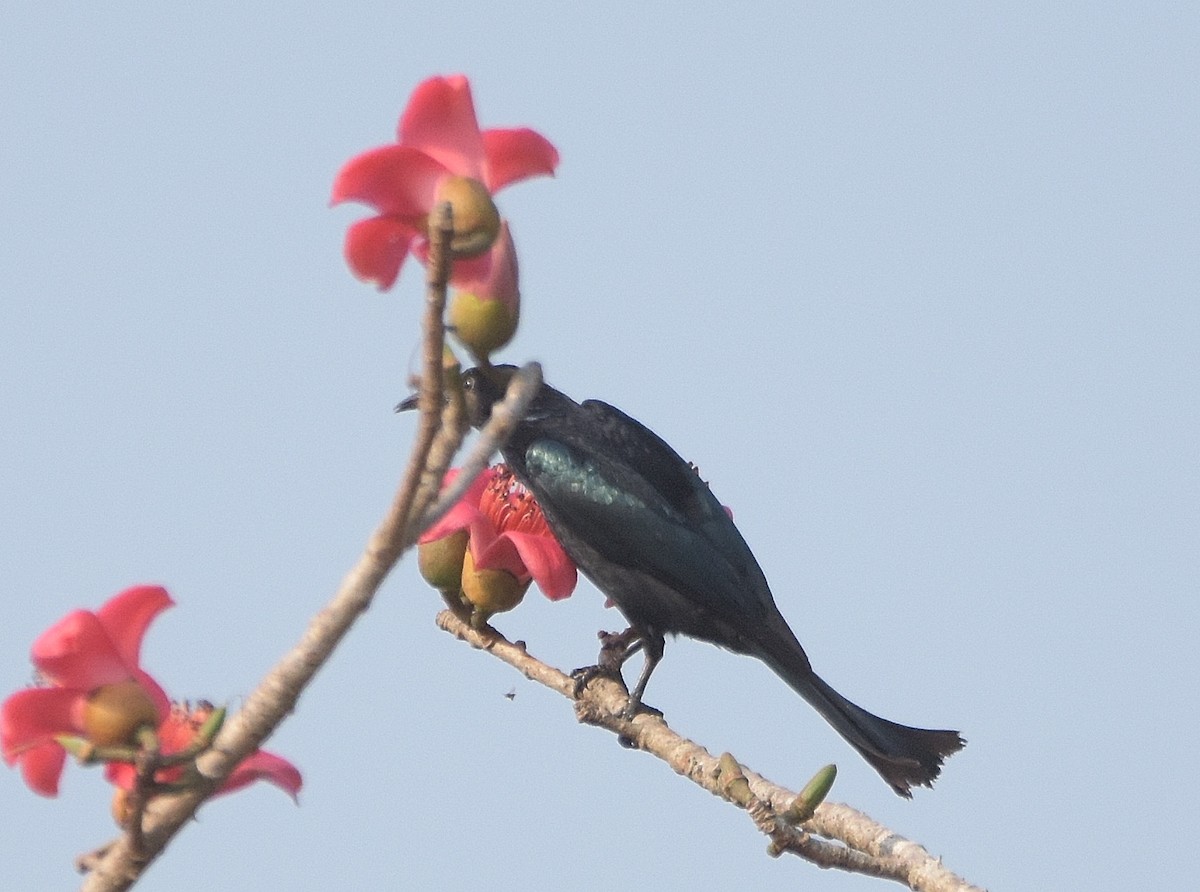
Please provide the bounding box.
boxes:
[578,400,724,525]
[523,406,774,623]
[576,402,769,582]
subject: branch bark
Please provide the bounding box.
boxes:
[435,610,985,892]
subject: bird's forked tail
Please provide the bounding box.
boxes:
[762,643,964,797]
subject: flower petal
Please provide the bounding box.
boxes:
[2,688,82,796]
[29,587,172,721]
[450,222,520,312]
[219,750,303,800]
[343,217,422,291]
[17,740,67,797]
[2,687,83,758]
[471,534,531,583]
[97,586,174,676]
[31,610,137,690]
[105,718,303,802]
[131,670,171,722]
[419,467,495,543]
[497,531,577,600]
[409,240,493,287]
[331,144,448,216]
[482,128,560,193]
[399,75,486,180]
[104,760,136,790]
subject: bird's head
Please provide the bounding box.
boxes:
[460,364,516,428]
[396,363,518,429]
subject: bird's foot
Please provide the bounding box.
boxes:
[596,627,643,671]
[570,663,624,699]
[618,695,662,722]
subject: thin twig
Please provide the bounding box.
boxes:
[389,201,455,555]
[435,610,985,892]
[77,206,527,892]
[414,363,543,537]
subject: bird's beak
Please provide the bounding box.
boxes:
[395,393,421,413]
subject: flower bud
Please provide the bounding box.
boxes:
[448,289,519,357]
[460,549,529,623]
[782,763,838,824]
[418,530,469,593]
[82,680,159,746]
[433,175,501,258]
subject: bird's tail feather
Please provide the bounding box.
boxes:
[762,648,964,797]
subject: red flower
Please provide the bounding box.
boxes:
[105,701,302,802]
[421,465,577,601]
[2,585,173,797]
[331,74,558,291]
[3,588,302,808]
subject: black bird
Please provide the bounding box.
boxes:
[408,365,964,796]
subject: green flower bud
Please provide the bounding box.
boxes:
[418,530,470,592]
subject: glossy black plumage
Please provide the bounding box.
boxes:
[453,365,964,796]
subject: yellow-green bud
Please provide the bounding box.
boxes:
[433,175,501,258]
[460,549,529,620]
[448,290,519,357]
[82,680,159,747]
[418,530,469,592]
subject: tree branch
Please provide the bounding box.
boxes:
[434,610,985,892]
[76,207,543,891]
[73,209,976,892]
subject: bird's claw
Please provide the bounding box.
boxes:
[570,663,624,699]
[571,665,662,722]
[596,627,643,671]
[618,696,662,721]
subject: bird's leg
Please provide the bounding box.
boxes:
[621,632,665,720]
[571,627,644,698]
[597,627,644,671]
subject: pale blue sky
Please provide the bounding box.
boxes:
[2,5,1197,890]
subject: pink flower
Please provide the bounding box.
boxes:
[2,585,173,797]
[105,701,302,804]
[331,74,558,291]
[421,465,577,601]
[3,587,302,808]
